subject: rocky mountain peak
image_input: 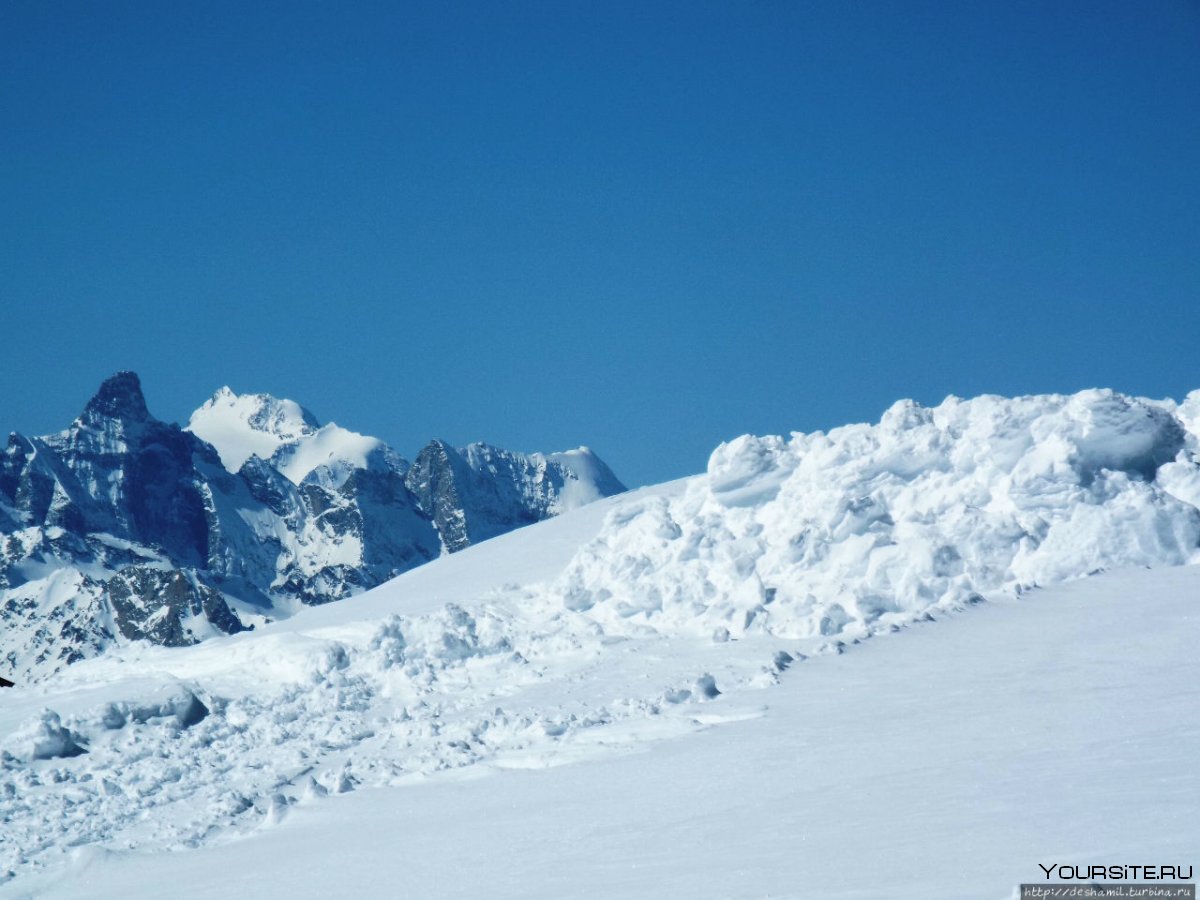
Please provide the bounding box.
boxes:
[81,371,149,424]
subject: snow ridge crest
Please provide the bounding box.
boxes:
[556,387,1200,643]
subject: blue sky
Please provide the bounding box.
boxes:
[2,1,1198,486]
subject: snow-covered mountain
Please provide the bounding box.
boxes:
[1,384,1198,897]
[0,374,625,683]
[187,387,402,488]
[187,386,628,550]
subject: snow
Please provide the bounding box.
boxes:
[553,389,1200,643]
[185,388,319,473]
[2,385,1199,896]
[3,564,1196,899]
[8,711,86,762]
[542,446,628,511]
[186,388,392,486]
[269,422,390,487]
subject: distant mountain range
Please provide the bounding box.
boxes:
[0,372,624,682]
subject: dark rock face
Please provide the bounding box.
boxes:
[0,372,624,681]
[81,370,149,423]
[239,455,301,517]
[405,440,476,552]
[13,372,218,567]
[406,440,626,552]
[106,567,246,647]
[0,377,257,679]
[342,466,440,581]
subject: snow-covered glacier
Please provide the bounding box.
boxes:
[1,385,1198,895]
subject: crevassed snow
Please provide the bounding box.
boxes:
[2,386,1199,893]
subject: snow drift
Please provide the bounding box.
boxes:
[558,388,1200,642]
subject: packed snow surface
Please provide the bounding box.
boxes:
[2,386,1199,896]
[8,565,1197,900]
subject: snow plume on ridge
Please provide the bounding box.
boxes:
[556,388,1200,642]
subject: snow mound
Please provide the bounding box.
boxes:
[556,389,1200,641]
[101,688,211,731]
[4,711,87,762]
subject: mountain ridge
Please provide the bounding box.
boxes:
[0,373,625,682]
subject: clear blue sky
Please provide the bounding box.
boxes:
[2,1,1198,487]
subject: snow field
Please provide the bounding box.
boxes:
[0,573,785,882]
[3,385,1200,893]
[8,564,1199,900]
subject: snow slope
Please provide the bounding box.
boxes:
[186,387,397,486]
[1,386,1198,896]
[4,565,1197,900]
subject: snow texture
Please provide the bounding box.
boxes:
[14,565,1191,900]
[557,388,1200,642]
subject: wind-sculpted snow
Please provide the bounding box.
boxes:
[2,387,1199,887]
[555,389,1200,642]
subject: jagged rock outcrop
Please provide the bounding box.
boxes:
[106,567,246,647]
[406,440,626,552]
[403,440,478,552]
